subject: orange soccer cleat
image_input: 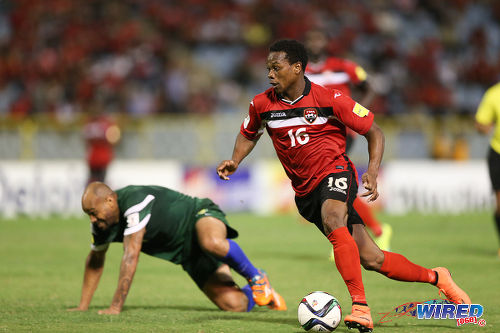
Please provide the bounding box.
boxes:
[266,288,287,311]
[432,267,471,304]
[344,304,373,332]
[248,270,272,306]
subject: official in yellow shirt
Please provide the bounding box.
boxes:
[475,82,500,257]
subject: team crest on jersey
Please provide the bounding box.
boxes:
[304,108,318,123]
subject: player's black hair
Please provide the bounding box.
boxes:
[269,39,308,71]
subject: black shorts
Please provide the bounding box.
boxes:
[295,169,364,236]
[488,146,500,191]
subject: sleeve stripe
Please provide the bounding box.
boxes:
[124,214,151,236]
[123,194,155,217]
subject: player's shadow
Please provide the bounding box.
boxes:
[259,250,327,262]
[122,305,219,312]
[376,323,461,330]
[123,305,298,327]
[194,314,297,328]
[459,245,498,257]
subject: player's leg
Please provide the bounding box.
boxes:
[185,250,252,312]
[495,190,500,257]
[353,197,392,251]
[315,171,372,332]
[322,199,367,304]
[351,224,471,304]
[88,166,106,184]
[195,215,280,307]
[322,200,373,332]
[488,146,500,256]
[486,147,500,256]
[201,264,251,312]
[353,197,382,236]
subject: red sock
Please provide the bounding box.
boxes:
[353,197,382,236]
[378,251,436,283]
[327,227,366,304]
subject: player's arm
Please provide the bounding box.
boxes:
[217,133,257,180]
[475,89,495,135]
[99,228,146,315]
[475,121,493,134]
[68,248,107,311]
[361,121,385,202]
[217,101,262,180]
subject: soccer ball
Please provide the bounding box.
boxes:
[298,291,342,332]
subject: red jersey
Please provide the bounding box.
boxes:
[305,57,367,96]
[306,57,368,139]
[83,116,115,169]
[240,78,374,197]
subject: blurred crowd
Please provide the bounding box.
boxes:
[1,0,500,122]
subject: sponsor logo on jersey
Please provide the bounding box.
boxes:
[352,103,369,117]
[330,187,346,195]
[196,208,208,216]
[304,108,318,123]
[334,92,342,98]
[270,111,286,118]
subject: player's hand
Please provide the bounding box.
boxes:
[67,306,88,312]
[98,307,121,315]
[216,160,239,180]
[360,172,379,202]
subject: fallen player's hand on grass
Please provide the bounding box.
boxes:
[98,307,121,315]
[67,306,88,312]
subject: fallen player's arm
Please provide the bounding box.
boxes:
[99,228,146,315]
[68,248,107,311]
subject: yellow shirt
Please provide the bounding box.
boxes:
[476,82,500,154]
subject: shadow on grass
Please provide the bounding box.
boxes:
[377,322,461,330]
[119,304,298,327]
[458,245,498,257]
[122,305,220,312]
[259,250,327,262]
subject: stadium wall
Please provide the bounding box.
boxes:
[0,160,493,218]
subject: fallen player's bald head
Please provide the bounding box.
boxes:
[82,182,114,208]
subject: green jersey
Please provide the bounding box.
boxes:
[90,185,237,264]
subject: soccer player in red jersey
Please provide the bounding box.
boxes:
[304,29,392,251]
[217,39,470,332]
[83,111,121,184]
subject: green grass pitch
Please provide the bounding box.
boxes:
[0,211,498,332]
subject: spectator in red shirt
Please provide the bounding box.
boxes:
[83,109,121,184]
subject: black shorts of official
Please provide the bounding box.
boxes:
[295,169,364,236]
[487,146,500,191]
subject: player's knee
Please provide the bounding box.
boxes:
[360,251,384,271]
[215,294,247,312]
[199,236,226,256]
[322,212,346,234]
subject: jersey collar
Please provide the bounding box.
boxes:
[277,76,312,105]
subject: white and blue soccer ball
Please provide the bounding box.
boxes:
[298,291,342,332]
